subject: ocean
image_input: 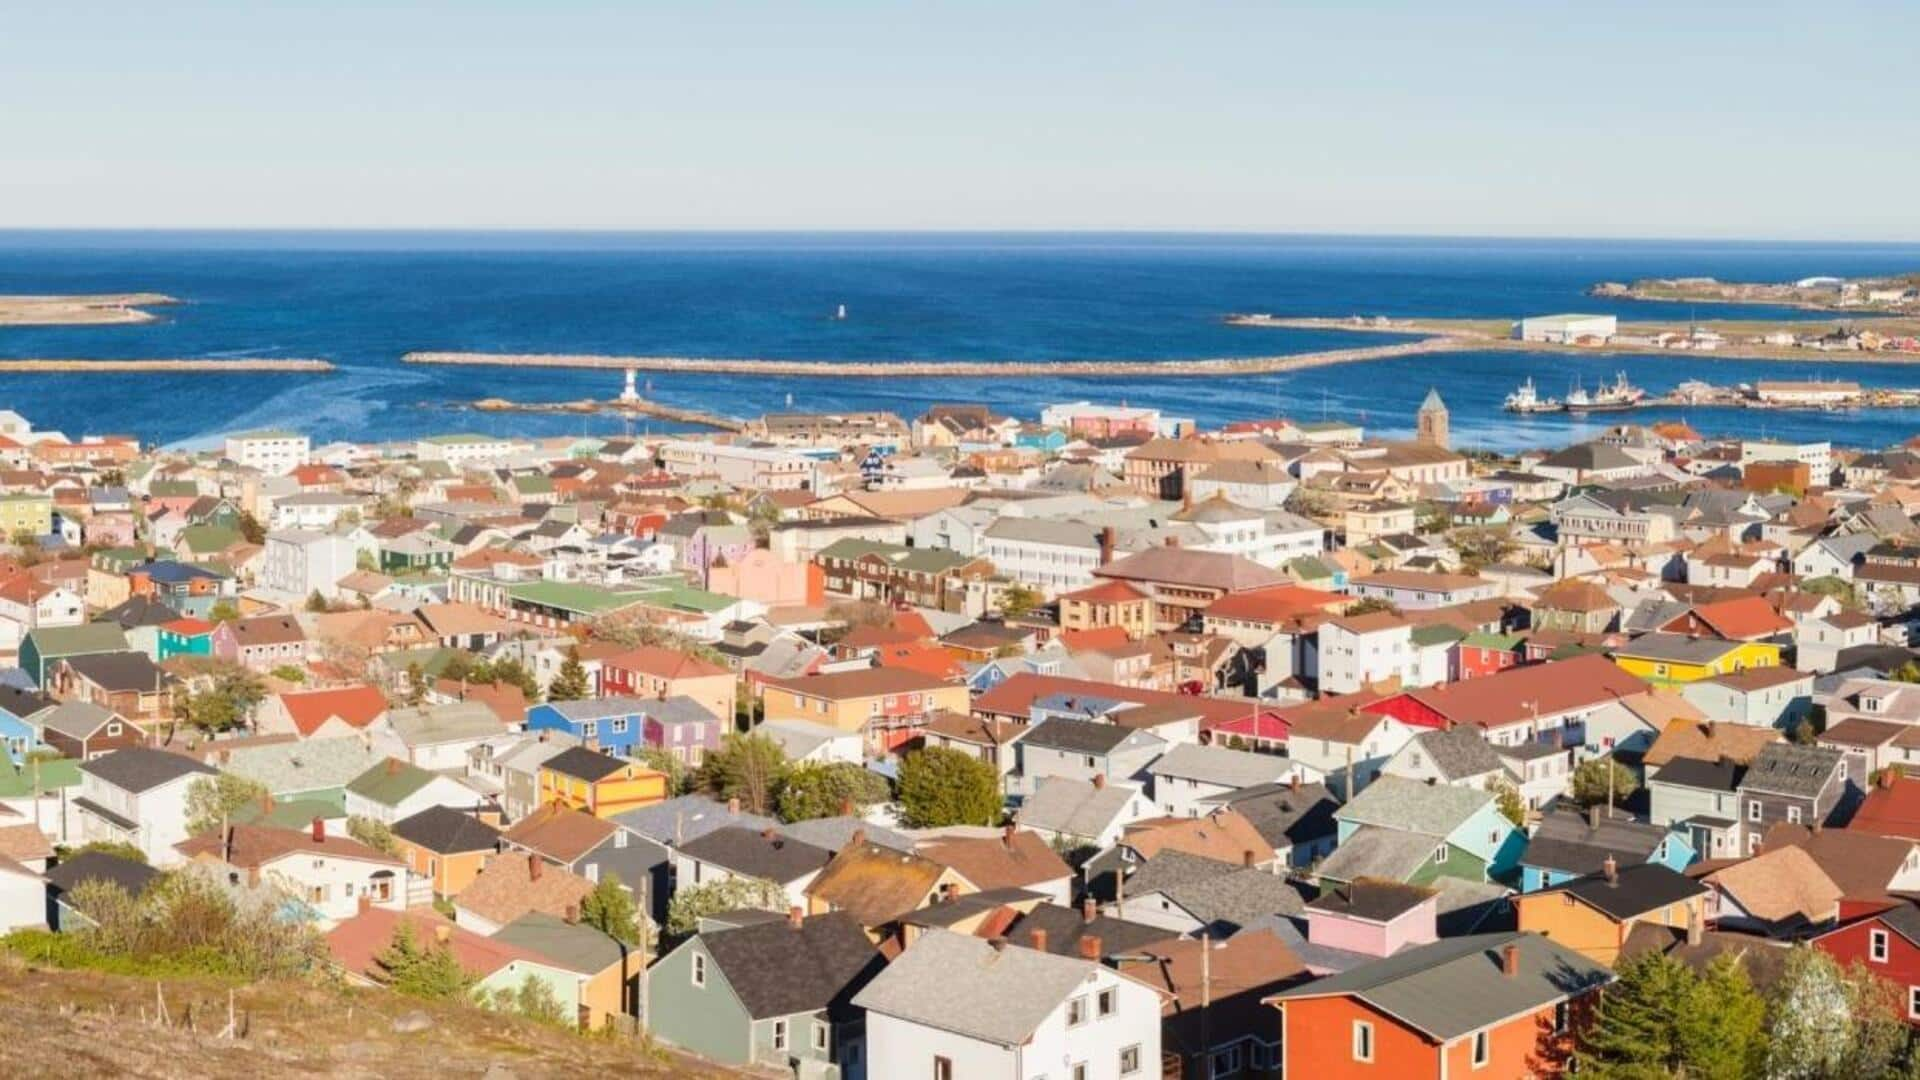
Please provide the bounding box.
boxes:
[1,230,1918,452]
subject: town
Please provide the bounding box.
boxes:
[0,391,1915,1079]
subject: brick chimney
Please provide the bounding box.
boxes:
[435,924,453,944]
[528,853,543,881]
[311,816,325,842]
[788,905,804,929]
[1082,897,1097,924]
[357,894,372,915]
[1091,773,1105,790]
[259,792,273,814]
[1098,527,1116,567]
[1242,849,1256,868]
[727,796,742,814]
[1288,774,1301,792]
[1501,943,1520,976]
[849,827,867,849]
[1029,928,1048,953]
[989,936,1007,953]
[386,757,401,776]
[839,795,856,817]
[1602,854,1618,885]
[1164,535,1180,549]
[564,903,579,924]
[1882,768,1900,791]
[1002,824,1016,848]
[1078,934,1103,960]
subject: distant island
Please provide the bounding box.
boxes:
[0,293,178,326]
[1590,274,1920,313]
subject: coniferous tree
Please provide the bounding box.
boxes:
[546,646,591,701]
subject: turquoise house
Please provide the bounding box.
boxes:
[1517,806,1697,893]
[156,618,216,662]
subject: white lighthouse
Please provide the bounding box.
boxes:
[620,368,640,403]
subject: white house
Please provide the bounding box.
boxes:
[1741,439,1832,482]
[262,530,360,601]
[74,748,217,867]
[416,433,518,465]
[268,492,365,531]
[1517,314,1616,343]
[342,757,487,824]
[0,577,84,658]
[855,929,1164,1080]
[1317,612,1413,696]
[176,821,407,925]
[1146,743,1302,819]
[1286,707,1422,799]
[224,430,310,476]
[0,856,40,931]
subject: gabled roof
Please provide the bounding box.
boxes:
[853,929,1138,1046]
[541,746,638,783]
[1740,743,1844,799]
[177,823,401,869]
[1537,863,1707,920]
[678,826,832,884]
[1094,545,1288,593]
[500,803,617,864]
[1267,932,1611,1041]
[78,746,214,793]
[456,851,594,927]
[918,831,1072,891]
[1147,743,1293,790]
[275,685,390,737]
[391,804,502,855]
[1335,775,1491,838]
[1521,806,1670,877]
[804,840,953,926]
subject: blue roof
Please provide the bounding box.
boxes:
[143,561,225,584]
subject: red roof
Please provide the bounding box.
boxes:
[1060,579,1150,604]
[1203,585,1344,623]
[1849,776,1920,843]
[161,617,215,636]
[326,906,539,983]
[1666,596,1793,642]
[1210,710,1291,742]
[277,685,390,737]
[874,642,967,680]
[1058,626,1132,653]
[601,644,729,680]
[1363,653,1649,732]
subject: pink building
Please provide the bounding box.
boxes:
[1301,879,1439,971]
[705,549,824,607]
[83,511,138,549]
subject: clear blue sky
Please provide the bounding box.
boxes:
[5,1,1917,237]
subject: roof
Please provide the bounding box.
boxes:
[1335,774,1491,838]
[1128,858,1309,928]
[1267,931,1611,1041]
[765,666,955,701]
[1306,879,1437,923]
[1314,826,1445,884]
[918,831,1072,891]
[1541,863,1708,920]
[853,928,1135,1045]
[40,700,123,740]
[1613,633,1744,665]
[678,826,832,883]
[385,700,502,747]
[28,622,129,657]
[77,747,214,793]
[601,644,729,680]
[177,823,400,869]
[456,851,595,927]
[1649,756,1743,793]
[43,850,159,899]
[492,911,626,975]
[1401,727,1506,781]
[612,794,778,847]
[1368,653,1648,731]
[541,746,639,783]
[500,803,617,864]
[1147,743,1293,790]
[1643,716,1779,768]
[804,840,953,926]
[1019,716,1141,756]
[1703,845,1843,925]
[1093,545,1288,593]
[688,911,883,1020]
[1000,901,1176,959]
[212,735,384,796]
[1198,780,1341,850]
[344,758,446,806]
[391,805,502,855]
[1740,742,1844,799]
[1016,777,1144,839]
[1849,775,1920,841]
[327,906,541,982]
[1761,824,1919,899]
[1521,806,1670,876]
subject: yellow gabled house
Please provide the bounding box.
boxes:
[1611,632,1781,684]
[538,745,669,819]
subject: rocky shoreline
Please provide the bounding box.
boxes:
[0,293,180,326]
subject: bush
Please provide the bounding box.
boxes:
[484,973,569,1027]
[777,762,891,823]
[665,876,787,936]
[897,746,1002,828]
[347,815,398,855]
[12,870,322,979]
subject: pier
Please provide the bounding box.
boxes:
[468,396,743,431]
[0,358,334,373]
[0,294,179,326]
[404,337,1473,379]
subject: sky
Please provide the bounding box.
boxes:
[5,1,1918,238]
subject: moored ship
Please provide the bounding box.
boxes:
[1566,371,1645,412]
[1503,377,1563,413]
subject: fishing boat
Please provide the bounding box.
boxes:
[1566,371,1645,412]
[1503,377,1563,414]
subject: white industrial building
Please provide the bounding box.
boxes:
[1517,314,1618,344]
[224,430,310,476]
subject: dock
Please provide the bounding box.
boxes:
[0,358,334,373]
[405,338,1473,379]
[468,396,743,431]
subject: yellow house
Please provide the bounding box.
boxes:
[1514,861,1710,965]
[1611,633,1781,684]
[0,494,52,539]
[759,668,971,755]
[538,746,669,819]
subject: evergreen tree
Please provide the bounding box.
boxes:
[777,762,892,823]
[580,871,641,945]
[697,733,790,816]
[897,746,1002,828]
[1674,954,1768,1079]
[1575,951,1694,1077]
[305,589,330,612]
[375,922,477,999]
[546,646,590,701]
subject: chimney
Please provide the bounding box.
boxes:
[1078,934,1103,960]
[1082,897,1097,924]
[564,903,579,924]
[1288,774,1301,792]
[1602,855,1618,885]
[1501,943,1520,977]
[311,816,325,842]
[849,827,867,849]
[386,757,401,776]
[1002,824,1016,848]
[788,905,804,930]
[1588,803,1602,829]
[1686,906,1703,946]
[435,924,453,945]
[1242,849,1256,868]
[1091,773,1105,790]
[839,795,856,817]
[1029,928,1048,953]
[727,796,742,814]
[1882,768,1899,791]
[218,749,232,765]
[357,894,372,915]
[1164,535,1180,549]
[989,937,1008,953]
[1098,527,1116,567]
[259,792,272,814]
[528,853,543,881]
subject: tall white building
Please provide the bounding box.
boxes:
[224,429,310,476]
[1741,438,1832,481]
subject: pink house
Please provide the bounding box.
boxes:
[1301,879,1439,971]
[84,511,138,549]
[704,549,824,607]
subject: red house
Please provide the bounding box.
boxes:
[1361,653,1649,744]
[1453,631,1523,681]
[1813,899,1920,1024]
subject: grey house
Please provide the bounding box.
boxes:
[1647,756,1743,861]
[647,910,884,1078]
[1014,716,1166,796]
[1197,779,1341,867]
[1736,743,1851,855]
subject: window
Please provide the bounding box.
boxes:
[1472,1030,1491,1068]
[107,722,123,736]
[1073,1065,1088,1080]
[611,717,629,734]
[1067,994,1088,1026]
[1788,805,1803,824]
[1120,1045,1142,1075]
[933,1056,953,1080]
[1353,1020,1374,1062]
[812,1024,828,1052]
[581,721,597,738]
[586,863,600,883]
[772,1020,788,1051]
[1085,755,1096,768]
[691,953,706,988]
[1555,1001,1571,1034]
[1097,988,1115,1017]
[1747,801,1762,823]
[1873,929,1891,963]
[1434,844,1450,864]
[1910,987,1920,1021]
[1210,1046,1242,1077]
[615,831,628,849]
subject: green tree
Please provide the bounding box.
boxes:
[1802,574,1862,611]
[236,511,266,545]
[997,583,1043,618]
[665,876,787,936]
[637,746,694,796]
[486,973,568,1026]
[1488,780,1526,827]
[1675,954,1769,1079]
[1764,947,1905,1079]
[697,733,790,816]
[184,772,271,836]
[489,656,541,699]
[1568,757,1638,809]
[580,871,641,945]
[898,746,1001,828]
[1343,597,1400,617]
[375,922,477,1000]
[178,662,267,734]
[305,589,330,613]
[546,646,591,701]
[1447,526,1515,571]
[777,762,892,823]
[346,815,398,855]
[269,664,306,683]
[1575,950,1695,1078]
[403,662,428,706]
[207,599,240,624]
[70,839,147,864]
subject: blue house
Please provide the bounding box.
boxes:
[1319,775,1528,888]
[1517,804,1697,893]
[0,685,53,764]
[524,695,659,757]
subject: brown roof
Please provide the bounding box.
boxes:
[602,644,730,680]
[1643,717,1779,768]
[1372,653,1648,731]
[804,840,955,926]
[433,679,529,727]
[1117,930,1306,1013]
[176,824,400,869]
[1534,578,1618,614]
[1761,824,1918,900]
[922,710,1023,748]
[415,602,511,639]
[499,803,616,864]
[918,831,1072,891]
[229,615,305,647]
[1819,717,1907,749]
[1094,546,1288,593]
[1119,810,1271,865]
[456,850,594,927]
[1707,667,1811,693]
[767,666,956,701]
[1703,846,1842,924]
[0,822,52,864]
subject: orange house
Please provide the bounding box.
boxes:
[758,667,971,754]
[390,804,503,899]
[538,746,669,819]
[1268,933,1609,1079]
[1513,861,1710,966]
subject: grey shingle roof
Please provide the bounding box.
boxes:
[853,928,1117,1045]
[1198,781,1340,850]
[1021,717,1138,755]
[1401,728,1505,782]
[1148,744,1294,790]
[1143,865,1309,931]
[494,911,626,975]
[1521,806,1669,876]
[1313,825,1439,884]
[1650,756,1742,792]
[612,794,777,847]
[699,911,884,1020]
[1016,777,1142,839]
[1269,931,1611,1040]
[391,805,502,855]
[1550,864,1708,921]
[77,747,214,793]
[1335,775,1491,838]
[1741,743,1844,799]
[678,826,831,884]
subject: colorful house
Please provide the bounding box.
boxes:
[1517,804,1697,892]
[1812,899,1920,1026]
[759,667,971,755]
[1267,932,1610,1079]
[0,493,53,539]
[1513,862,1710,965]
[390,804,503,899]
[1318,775,1527,888]
[538,746,669,819]
[1610,633,1781,685]
[155,617,215,662]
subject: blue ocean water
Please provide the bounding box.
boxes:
[0,231,1917,452]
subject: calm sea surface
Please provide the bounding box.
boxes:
[1,231,1917,452]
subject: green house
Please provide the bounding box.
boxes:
[22,623,130,686]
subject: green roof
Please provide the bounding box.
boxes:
[506,580,651,616]
[0,493,50,505]
[346,760,438,805]
[179,525,243,553]
[641,585,739,614]
[420,433,500,445]
[382,646,461,679]
[814,537,971,574]
[0,757,81,797]
[149,480,199,498]
[1460,631,1524,651]
[511,475,554,495]
[32,623,130,656]
[1410,625,1467,647]
[1288,556,1334,580]
[229,794,345,829]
